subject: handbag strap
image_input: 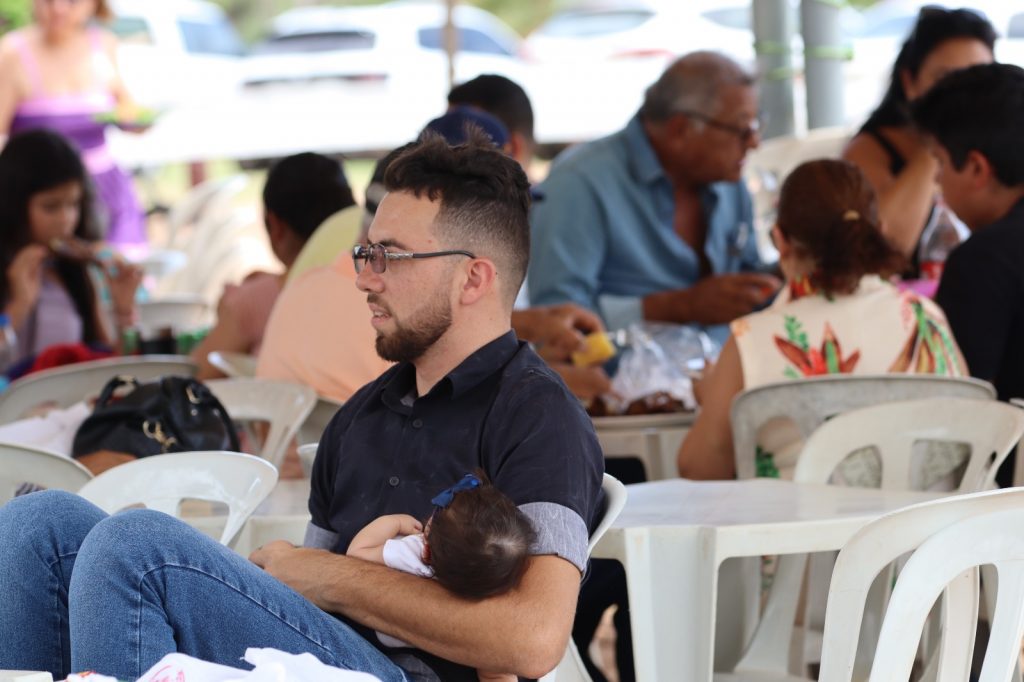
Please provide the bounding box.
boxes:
[94,375,141,408]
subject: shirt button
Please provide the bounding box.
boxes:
[412,419,423,428]
[388,476,400,487]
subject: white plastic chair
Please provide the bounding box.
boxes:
[731,374,997,480]
[77,450,278,546]
[817,488,1024,682]
[164,174,248,251]
[725,398,1024,681]
[207,351,258,379]
[0,355,198,425]
[204,378,317,468]
[297,396,344,446]
[0,442,93,504]
[138,294,211,334]
[540,473,628,682]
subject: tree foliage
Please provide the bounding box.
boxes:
[0,0,31,35]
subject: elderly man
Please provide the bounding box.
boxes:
[529,51,780,342]
[0,137,604,682]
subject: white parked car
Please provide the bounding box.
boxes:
[242,1,527,93]
[107,0,245,110]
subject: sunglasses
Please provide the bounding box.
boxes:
[675,109,762,145]
[352,243,476,274]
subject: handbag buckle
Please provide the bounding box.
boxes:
[143,419,179,453]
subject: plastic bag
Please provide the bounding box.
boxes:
[132,648,382,682]
[607,323,717,412]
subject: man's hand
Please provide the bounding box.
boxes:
[643,273,781,325]
[551,362,612,400]
[512,304,605,363]
[250,540,335,608]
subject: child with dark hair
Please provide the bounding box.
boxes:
[843,6,995,269]
[348,472,536,682]
[913,63,1024,447]
[678,158,966,481]
[0,129,141,372]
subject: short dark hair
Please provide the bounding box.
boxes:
[863,6,996,129]
[448,74,534,144]
[777,159,905,295]
[262,153,356,241]
[383,134,531,305]
[912,62,1024,187]
[427,473,536,600]
[0,130,101,343]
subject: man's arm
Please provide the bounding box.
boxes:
[642,272,780,325]
[528,174,608,313]
[252,545,578,679]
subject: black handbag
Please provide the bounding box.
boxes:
[71,375,240,458]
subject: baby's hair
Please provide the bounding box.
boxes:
[426,471,536,600]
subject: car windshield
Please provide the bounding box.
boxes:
[253,30,377,54]
[537,9,654,38]
[417,26,516,55]
[178,18,246,56]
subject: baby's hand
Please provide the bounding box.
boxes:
[386,514,423,537]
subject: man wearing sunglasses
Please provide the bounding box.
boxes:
[0,135,603,682]
[529,51,781,346]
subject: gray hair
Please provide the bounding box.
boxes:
[641,51,756,122]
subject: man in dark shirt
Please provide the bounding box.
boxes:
[0,136,604,682]
[913,63,1024,404]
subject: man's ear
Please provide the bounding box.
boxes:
[459,258,498,306]
[265,210,286,241]
[965,149,995,190]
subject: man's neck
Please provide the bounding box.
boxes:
[971,184,1024,231]
[412,316,512,397]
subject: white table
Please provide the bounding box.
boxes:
[592,478,943,681]
[593,412,695,480]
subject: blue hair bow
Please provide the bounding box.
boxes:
[431,473,481,508]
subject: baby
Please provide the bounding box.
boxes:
[347,472,537,682]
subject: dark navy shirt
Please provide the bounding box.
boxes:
[307,331,604,680]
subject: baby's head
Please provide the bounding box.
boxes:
[425,472,536,600]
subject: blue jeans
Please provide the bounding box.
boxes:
[0,490,408,681]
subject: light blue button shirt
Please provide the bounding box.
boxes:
[528,115,764,343]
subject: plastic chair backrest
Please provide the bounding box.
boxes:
[297,396,344,446]
[207,351,258,379]
[540,473,628,682]
[795,397,1024,492]
[0,355,199,425]
[731,374,996,479]
[204,378,317,468]
[0,442,92,504]
[164,174,248,250]
[138,294,211,335]
[818,489,1024,682]
[76,451,278,546]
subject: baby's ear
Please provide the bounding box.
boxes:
[422,542,432,564]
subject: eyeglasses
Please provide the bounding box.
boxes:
[676,110,761,145]
[352,243,476,274]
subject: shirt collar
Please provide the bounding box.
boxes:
[625,114,668,186]
[379,330,520,407]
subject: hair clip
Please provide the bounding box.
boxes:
[431,473,481,508]
[842,210,861,221]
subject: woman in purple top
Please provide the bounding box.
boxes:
[0,0,146,249]
[0,130,142,372]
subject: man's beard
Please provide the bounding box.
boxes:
[373,292,453,363]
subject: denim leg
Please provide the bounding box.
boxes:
[69,509,408,682]
[0,490,108,679]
